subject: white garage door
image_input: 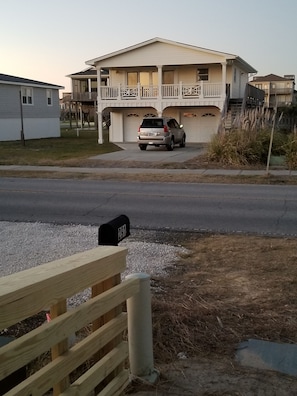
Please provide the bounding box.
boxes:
[181,108,220,143]
[123,110,156,142]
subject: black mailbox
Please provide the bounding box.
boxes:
[98,215,130,246]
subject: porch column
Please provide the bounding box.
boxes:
[96,68,102,100]
[157,65,162,100]
[88,78,92,100]
[97,111,103,144]
[96,68,103,144]
[221,62,227,97]
[157,65,162,116]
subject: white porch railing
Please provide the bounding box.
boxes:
[100,83,223,100]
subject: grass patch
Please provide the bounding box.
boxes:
[0,128,121,166]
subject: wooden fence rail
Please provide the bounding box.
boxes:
[0,246,140,395]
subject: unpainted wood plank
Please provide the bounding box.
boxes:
[0,246,127,329]
[97,369,130,396]
[92,273,123,394]
[59,342,129,396]
[0,278,139,379]
[50,300,70,395]
[6,314,127,396]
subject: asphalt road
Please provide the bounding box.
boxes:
[0,178,296,236]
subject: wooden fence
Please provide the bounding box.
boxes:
[0,245,140,395]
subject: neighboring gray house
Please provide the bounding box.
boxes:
[0,74,63,141]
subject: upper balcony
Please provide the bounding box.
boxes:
[263,87,294,95]
[69,81,228,110]
[101,82,223,100]
[70,92,98,102]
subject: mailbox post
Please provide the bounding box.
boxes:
[98,214,130,246]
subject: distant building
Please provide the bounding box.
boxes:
[0,74,63,141]
[250,74,296,108]
[62,68,109,127]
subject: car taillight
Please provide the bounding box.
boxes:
[164,125,169,132]
[138,126,140,132]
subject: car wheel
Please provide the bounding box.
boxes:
[139,144,147,151]
[179,135,186,148]
[166,139,174,151]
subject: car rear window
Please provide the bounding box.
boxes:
[141,119,164,128]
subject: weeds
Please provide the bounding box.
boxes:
[208,129,296,168]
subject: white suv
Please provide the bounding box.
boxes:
[137,117,186,151]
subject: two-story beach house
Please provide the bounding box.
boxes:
[0,74,63,141]
[74,38,262,144]
[249,74,296,108]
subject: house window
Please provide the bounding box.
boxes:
[163,71,174,84]
[197,68,208,81]
[46,89,53,106]
[127,72,138,86]
[21,87,33,105]
[127,71,159,86]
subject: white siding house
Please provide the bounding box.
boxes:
[85,37,259,144]
[0,74,63,141]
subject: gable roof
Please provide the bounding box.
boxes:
[0,73,64,89]
[66,67,108,78]
[86,37,257,73]
[252,73,295,82]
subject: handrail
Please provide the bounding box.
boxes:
[0,246,140,395]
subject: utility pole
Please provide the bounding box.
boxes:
[19,90,25,146]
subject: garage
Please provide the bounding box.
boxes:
[181,107,220,143]
[123,109,157,142]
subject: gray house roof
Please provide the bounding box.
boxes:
[0,73,64,89]
[66,67,109,78]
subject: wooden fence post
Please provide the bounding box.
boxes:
[126,273,159,383]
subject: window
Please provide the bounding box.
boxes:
[21,87,33,105]
[127,71,159,85]
[197,68,208,81]
[163,71,174,84]
[127,72,138,85]
[46,89,53,106]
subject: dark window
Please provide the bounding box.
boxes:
[197,68,208,81]
[21,87,33,105]
[141,119,163,128]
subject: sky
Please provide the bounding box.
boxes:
[1,0,296,95]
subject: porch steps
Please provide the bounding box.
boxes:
[224,99,243,130]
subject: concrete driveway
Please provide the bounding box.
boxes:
[91,143,207,163]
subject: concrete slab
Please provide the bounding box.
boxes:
[236,338,297,376]
[90,143,207,163]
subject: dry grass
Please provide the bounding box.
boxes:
[149,233,297,365]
